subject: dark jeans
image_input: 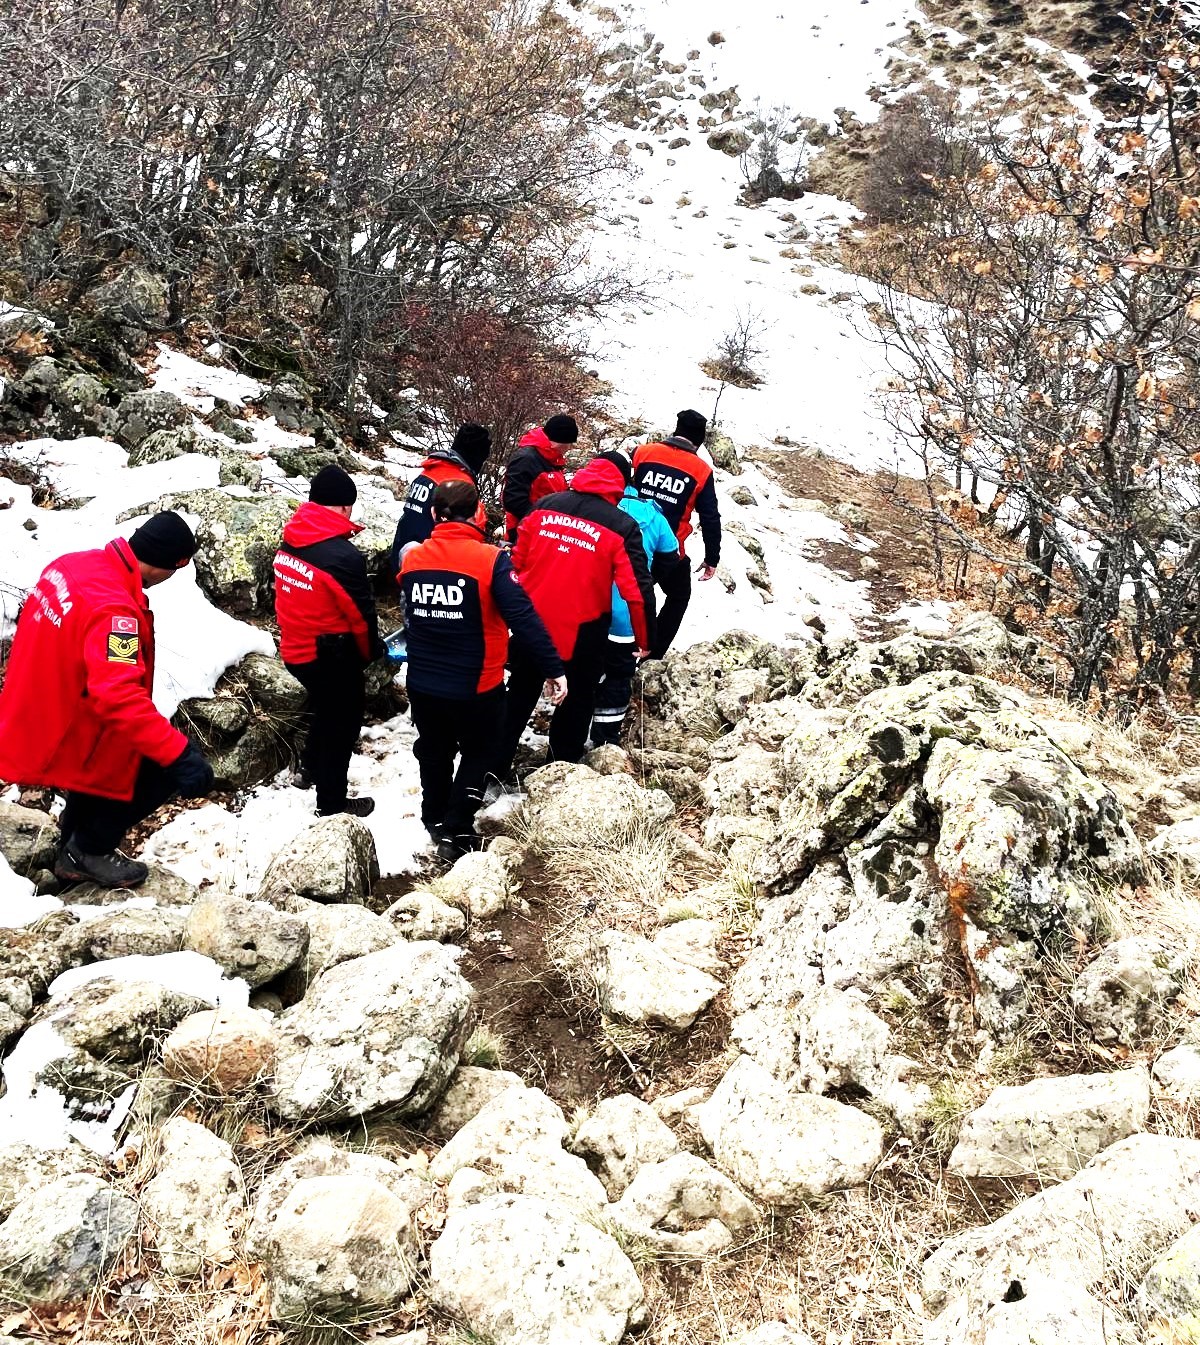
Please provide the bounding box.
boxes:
[497,631,607,777]
[61,758,177,855]
[651,551,691,659]
[409,684,506,837]
[591,641,638,745]
[287,639,367,813]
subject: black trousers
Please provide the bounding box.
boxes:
[409,684,506,837]
[651,551,691,659]
[591,641,638,745]
[61,758,177,855]
[286,642,366,813]
[496,632,607,777]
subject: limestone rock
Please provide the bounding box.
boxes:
[610,1151,759,1257]
[0,1141,94,1219]
[0,1174,137,1304]
[652,918,724,975]
[237,653,308,713]
[247,1139,429,1260]
[263,1175,417,1323]
[0,802,59,877]
[257,814,379,906]
[927,1272,1123,1345]
[270,943,472,1122]
[695,1055,884,1204]
[128,424,223,468]
[949,1067,1151,1182]
[208,716,288,791]
[425,1065,524,1141]
[568,1093,681,1199]
[161,1007,279,1092]
[1154,1043,1200,1105]
[1072,937,1186,1047]
[142,1118,245,1277]
[431,1085,607,1214]
[923,1134,1200,1313]
[114,389,188,448]
[524,764,674,850]
[56,978,209,1063]
[592,929,722,1030]
[431,851,512,918]
[84,906,186,960]
[184,893,308,988]
[429,1193,644,1345]
[1138,1223,1200,1326]
[281,899,399,994]
[585,744,633,775]
[385,890,467,942]
[64,863,198,908]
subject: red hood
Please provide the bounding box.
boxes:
[283,501,363,547]
[519,426,567,468]
[570,458,625,504]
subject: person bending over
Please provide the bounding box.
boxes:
[0,512,215,889]
[400,480,564,861]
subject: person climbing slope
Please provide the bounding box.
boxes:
[400,480,565,860]
[632,408,722,658]
[502,414,576,542]
[495,453,655,776]
[389,422,491,572]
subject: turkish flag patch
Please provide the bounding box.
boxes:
[111,615,139,635]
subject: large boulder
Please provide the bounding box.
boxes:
[270,943,472,1122]
[428,1193,644,1345]
[141,1118,245,1277]
[431,851,512,918]
[425,1065,524,1141]
[591,929,722,1030]
[0,1174,138,1304]
[949,1067,1150,1182]
[609,1152,759,1258]
[0,1142,94,1219]
[1137,1223,1200,1329]
[83,906,187,961]
[161,1007,279,1093]
[236,653,307,713]
[522,763,674,851]
[280,900,400,995]
[568,1093,681,1200]
[258,815,379,906]
[695,1055,884,1205]
[55,978,210,1063]
[184,893,308,988]
[0,801,59,877]
[927,1272,1122,1345]
[114,388,188,448]
[127,424,223,467]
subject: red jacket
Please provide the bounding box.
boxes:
[502,428,569,541]
[512,459,655,659]
[632,437,722,566]
[389,448,476,572]
[0,538,187,801]
[273,502,380,665]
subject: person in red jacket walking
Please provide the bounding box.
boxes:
[632,408,723,658]
[495,455,655,776]
[501,414,576,542]
[0,512,215,889]
[389,422,491,573]
[274,466,383,818]
[400,480,565,860]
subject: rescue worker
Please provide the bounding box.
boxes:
[632,408,722,658]
[0,512,215,889]
[388,422,491,572]
[400,480,565,861]
[274,465,382,818]
[496,454,655,776]
[590,450,679,745]
[502,414,576,542]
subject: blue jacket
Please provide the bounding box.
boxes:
[611,487,678,641]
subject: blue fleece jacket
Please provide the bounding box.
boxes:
[610,487,679,641]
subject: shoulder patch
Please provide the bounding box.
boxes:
[106,631,140,664]
[111,615,139,635]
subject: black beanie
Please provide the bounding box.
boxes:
[128,511,197,570]
[594,449,632,488]
[451,422,492,475]
[544,414,579,445]
[310,464,357,506]
[675,409,708,446]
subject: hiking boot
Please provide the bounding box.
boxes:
[436,832,483,864]
[290,766,312,789]
[318,796,376,818]
[54,844,148,890]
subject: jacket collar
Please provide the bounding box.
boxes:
[662,435,699,454]
[107,537,149,607]
[431,519,487,542]
[283,501,363,546]
[424,446,470,472]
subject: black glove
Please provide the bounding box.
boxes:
[170,740,215,798]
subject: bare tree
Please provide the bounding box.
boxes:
[705,308,768,425]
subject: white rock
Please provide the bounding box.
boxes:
[569,1093,681,1199]
[431,1086,607,1214]
[593,929,722,1030]
[385,890,467,942]
[257,814,379,905]
[432,851,512,918]
[1137,1222,1200,1324]
[695,1055,884,1204]
[949,1067,1151,1182]
[923,1134,1200,1313]
[270,943,472,1122]
[425,1065,523,1141]
[927,1272,1120,1345]
[285,900,399,990]
[184,892,309,988]
[142,1118,245,1277]
[1154,1043,1200,1104]
[429,1193,644,1345]
[1146,815,1200,871]
[263,1175,417,1322]
[525,765,674,850]
[0,1141,94,1218]
[610,1151,759,1257]
[1071,938,1186,1047]
[652,918,724,975]
[730,1327,817,1345]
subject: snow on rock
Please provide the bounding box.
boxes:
[149,343,263,413]
[0,852,61,930]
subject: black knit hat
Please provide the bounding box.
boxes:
[594,449,632,488]
[128,511,197,570]
[451,422,492,475]
[310,464,357,506]
[544,414,579,445]
[675,409,708,446]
